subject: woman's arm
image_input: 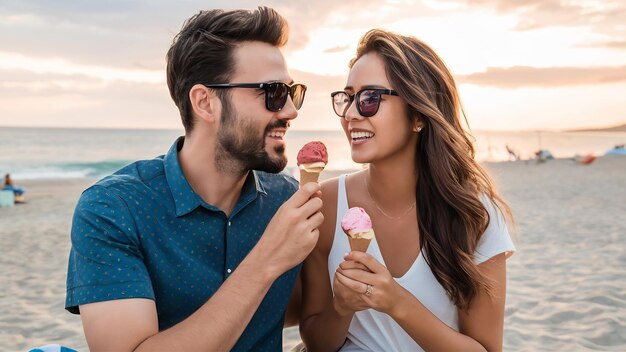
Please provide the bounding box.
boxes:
[338,252,508,351]
[299,178,355,352]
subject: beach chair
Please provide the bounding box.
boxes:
[0,189,15,208]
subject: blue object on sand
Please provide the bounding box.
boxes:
[0,190,14,208]
[605,146,626,156]
[28,344,78,352]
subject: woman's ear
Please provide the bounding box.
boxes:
[412,119,424,133]
[189,84,221,124]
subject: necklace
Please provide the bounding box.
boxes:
[364,177,416,220]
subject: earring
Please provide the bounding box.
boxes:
[413,126,422,133]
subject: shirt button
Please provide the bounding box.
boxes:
[227,268,232,274]
[228,221,232,227]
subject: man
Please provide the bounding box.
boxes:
[65,7,322,351]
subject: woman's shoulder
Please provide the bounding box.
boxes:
[320,176,339,198]
[319,170,363,207]
[475,193,516,263]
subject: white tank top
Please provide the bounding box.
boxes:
[327,175,515,352]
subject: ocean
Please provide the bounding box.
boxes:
[1,126,624,180]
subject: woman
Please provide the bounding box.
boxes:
[299,29,515,351]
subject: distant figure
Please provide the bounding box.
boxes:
[1,173,26,203]
[535,149,554,163]
[506,144,520,161]
[573,154,596,165]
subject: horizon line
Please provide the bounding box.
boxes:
[1,123,625,134]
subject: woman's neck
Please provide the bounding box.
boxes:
[366,152,417,213]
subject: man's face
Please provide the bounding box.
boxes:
[215,41,298,174]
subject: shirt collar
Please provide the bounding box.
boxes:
[164,137,267,217]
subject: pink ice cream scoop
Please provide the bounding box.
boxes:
[341,207,375,252]
[341,207,373,236]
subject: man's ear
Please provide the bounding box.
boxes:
[189,84,221,124]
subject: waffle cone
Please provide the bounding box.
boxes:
[299,170,321,186]
[348,237,371,252]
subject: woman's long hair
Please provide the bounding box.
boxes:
[351,29,512,310]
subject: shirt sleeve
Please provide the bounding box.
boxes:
[65,185,154,314]
[473,195,516,264]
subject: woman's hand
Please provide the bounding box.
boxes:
[332,259,370,316]
[334,251,408,316]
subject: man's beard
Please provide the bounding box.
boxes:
[215,96,288,175]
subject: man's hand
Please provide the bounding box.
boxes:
[255,182,323,277]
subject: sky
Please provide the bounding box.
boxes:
[1,0,625,131]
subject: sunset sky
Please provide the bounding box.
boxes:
[1,0,625,131]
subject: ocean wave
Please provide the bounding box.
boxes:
[4,160,132,180]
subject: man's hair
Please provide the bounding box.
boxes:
[166,7,289,133]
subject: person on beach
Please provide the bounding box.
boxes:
[2,173,26,202]
[299,29,515,351]
[65,7,322,351]
[506,144,519,161]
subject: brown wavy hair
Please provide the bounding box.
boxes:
[350,29,512,310]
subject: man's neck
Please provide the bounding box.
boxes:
[178,135,248,217]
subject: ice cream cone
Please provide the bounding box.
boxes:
[299,169,321,186]
[348,236,372,252]
[297,141,328,187]
[341,208,375,253]
[345,229,375,252]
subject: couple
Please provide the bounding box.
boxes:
[65,6,515,352]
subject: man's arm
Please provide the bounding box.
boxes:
[81,248,280,351]
[79,183,323,351]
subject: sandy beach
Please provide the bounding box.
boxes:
[2,157,626,351]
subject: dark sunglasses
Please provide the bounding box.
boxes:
[203,82,307,112]
[331,88,399,118]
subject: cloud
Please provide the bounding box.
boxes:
[444,0,626,38]
[284,69,347,129]
[0,0,428,82]
[577,40,626,50]
[0,76,177,129]
[457,65,626,88]
[0,52,163,84]
[0,1,406,68]
[0,65,347,130]
[324,45,350,53]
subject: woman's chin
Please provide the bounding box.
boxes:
[351,152,372,165]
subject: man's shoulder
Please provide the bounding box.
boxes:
[83,156,166,200]
[255,170,298,194]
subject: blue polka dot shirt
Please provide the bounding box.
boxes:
[66,137,300,351]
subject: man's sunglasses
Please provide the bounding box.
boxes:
[330,88,399,118]
[203,82,307,112]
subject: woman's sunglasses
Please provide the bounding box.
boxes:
[203,82,307,112]
[331,88,398,118]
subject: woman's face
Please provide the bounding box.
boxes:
[340,52,416,164]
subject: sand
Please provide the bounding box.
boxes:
[2,157,626,351]
[1,179,94,350]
